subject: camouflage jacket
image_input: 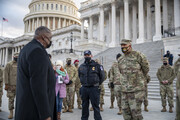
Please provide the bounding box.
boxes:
[4,61,17,86]
[75,66,81,88]
[109,62,121,85]
[156,65,175,85]
[64,65,78,86]
[118,51,149,92]
[174,58,180,90]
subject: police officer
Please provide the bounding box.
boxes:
[4,53,18,119]
[0,67,3,112]
[118,39,149,120]
[157,57,175,113]
[78,50,105,120]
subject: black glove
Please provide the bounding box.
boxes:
[110,82,114,88]
[66,80,73,85]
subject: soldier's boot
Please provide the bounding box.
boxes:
[144,105,149,112]
[68,106,73,113]
[169,107,173,113]
[109,102,114,109]
[62,106,68,113]
[8,110,13,119]
[78,104,82,109]
[161,106,167,112]
[117,108,122,115]
[90,107,93,111]
[100,104,104,111]
[57,112,61,120]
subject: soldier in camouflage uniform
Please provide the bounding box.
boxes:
[63,58,77,113]
[157,57,175,113]
[174,54,180,120]
[109,53,122,115]
[0,67,3,112]
[4,53,19,119]
[118,39,149,120]
[108,68,115,109]
[143,74,151,112]
[72,59,82,109]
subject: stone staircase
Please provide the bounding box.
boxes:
[92,40,177,100]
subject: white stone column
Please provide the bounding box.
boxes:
[109,1,116,47]
[109,11,112,44]
[37,17,39,28]
[89,16,93,40]
[12,48,14,60]
[153,0,162,41]
[58,18,61,28]
[147,0,152,41]
[174,0,180,35]
[124,0,130,39]
[0,49,2,65]
[137,0,144,43]
[99,6,104,41]
[1,48,4,66]
[64,18,66,27]
[48,17,50,29]
[32,18,35,31]
[53,17,56,30]
[120,7,124,42]
[132,3,137,43]
[81,19,84,41]
[42,17,45,26]
[5,47,8,65]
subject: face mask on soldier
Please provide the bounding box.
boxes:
[67,61,71,65]
[121,46,130,53]
[163,62,168,66]
[75,63,79,66]
[14,57,18,62]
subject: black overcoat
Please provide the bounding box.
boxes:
[15,39,56,120]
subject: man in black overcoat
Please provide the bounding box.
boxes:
[15,26,56,120]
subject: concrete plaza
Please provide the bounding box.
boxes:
[0,89,176,120]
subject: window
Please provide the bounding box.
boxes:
[51,4,53,10]
[64,6,66,12]
[39,4,40,10]
[60,5,62,11]
[47,4,49,10]
[42,4,44,10]
[56,4,58,10]
[35,5,37,11]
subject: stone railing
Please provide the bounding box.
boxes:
[52,48,84,56]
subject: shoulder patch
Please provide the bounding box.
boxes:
[100,66,104,71]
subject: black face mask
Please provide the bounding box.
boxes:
[46,41,52,48]
[121,47,129,53]
[85,57,91,63]
[14,58,18,62]
[67,61,71,65]
[163,63,168,66]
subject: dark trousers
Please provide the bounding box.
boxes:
[80,86,102,120]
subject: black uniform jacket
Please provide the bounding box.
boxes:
[15,39,56,120]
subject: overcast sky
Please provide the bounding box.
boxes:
[0,0,86,38]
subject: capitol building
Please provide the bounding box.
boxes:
[0,0,180,67]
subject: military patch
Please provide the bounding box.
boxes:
[92,67,95,71]
[100,66,104,71]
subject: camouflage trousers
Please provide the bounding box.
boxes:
[114,85,121,108]
[121,91,145,120]
[143,85,148,106]
[110,88,115,103]
[176,89,180,120]
[100,84,105,105]
[63,85,75,108]
[160,85,174,107]
[7,86,16,110]
[72,86,81,107]
[0,81,3,107]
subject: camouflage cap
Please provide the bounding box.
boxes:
[66,58,71,62]
[14,53,19,57]
[163,57,168,62]
[121,39,132,45]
